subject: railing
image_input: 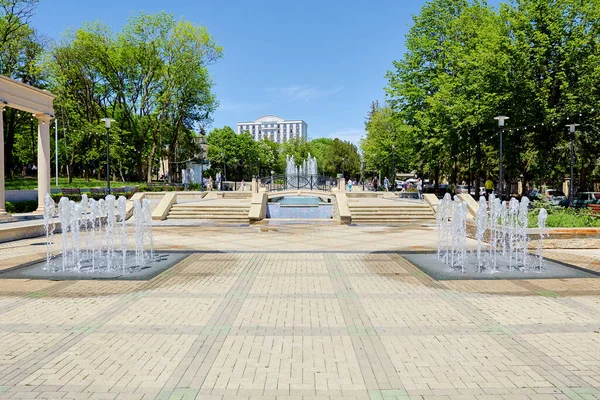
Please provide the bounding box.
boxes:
[260,174,335,192]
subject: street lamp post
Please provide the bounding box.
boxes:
[566,124,580,207]
[100,118,115,194]
[391,144,395,192]
[361,160,365,191]
[257,157,261,179]
[494,115,509,199]
[341,157,345,179]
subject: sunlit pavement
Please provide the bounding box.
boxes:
[1,224,600,399]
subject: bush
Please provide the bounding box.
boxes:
[528,200,600,228]
[51,192,82,203]
[5,200,38,214]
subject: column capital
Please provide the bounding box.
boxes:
[34,113,53,122]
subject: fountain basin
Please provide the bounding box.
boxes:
[0,252,188,281]
[404,252,599,280]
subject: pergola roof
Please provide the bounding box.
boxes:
[0,74,55,117]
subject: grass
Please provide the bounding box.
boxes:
[528,201,600,228]
[5,177,144,190]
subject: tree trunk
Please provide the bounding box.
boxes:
[4,110,16,179]
[147,141,157,183]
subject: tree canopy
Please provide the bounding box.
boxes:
[362,0,600,194]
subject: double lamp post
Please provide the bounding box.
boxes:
[100,118,115,195]
[494,115,579,205]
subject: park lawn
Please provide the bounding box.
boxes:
[528,208,600,228]
[4,177,144,190]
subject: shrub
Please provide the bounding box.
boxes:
[51,192,82,203]
[528,200,600,228]
[5,200,38,214]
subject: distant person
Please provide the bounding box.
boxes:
[372,177,379,191]
[485,177,494,197]
[417,178,423,199]
[208,175,213,191]
[240,179,246,191]
[182,169,189,189]
[384,177,389,192]
[348,180,353,192]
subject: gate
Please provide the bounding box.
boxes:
[261,174,334,192]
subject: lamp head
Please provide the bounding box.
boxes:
[566,123,580,133]
[494,115,509,127]
[100,118,115,129]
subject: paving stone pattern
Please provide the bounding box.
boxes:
[1,252,600,399]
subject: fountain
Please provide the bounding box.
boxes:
[406,194,597,280]
[0,194,186,281]
[285,154,318,189]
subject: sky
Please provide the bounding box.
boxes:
[31,0,500,146]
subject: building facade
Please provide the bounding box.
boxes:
[237,115,308,144]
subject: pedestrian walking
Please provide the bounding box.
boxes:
[417,178,423,200]
[384,177,389,192]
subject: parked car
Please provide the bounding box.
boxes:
[529,189,567,205]
[559,192,600,208]
[546,189,567,205]
[456,185,469,194]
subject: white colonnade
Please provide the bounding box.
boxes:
[0,74,56,217]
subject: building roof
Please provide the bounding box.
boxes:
[254,115,284,123]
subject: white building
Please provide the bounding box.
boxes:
[237,115,308,144]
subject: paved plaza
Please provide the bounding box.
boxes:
[1,224,600,399]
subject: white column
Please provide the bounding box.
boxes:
[35,115,52,213]
[0,107,8,217]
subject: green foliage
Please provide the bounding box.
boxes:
[5,200,37,214]
[4,177,142,190]
[378,0,600,192]
[323,139,360,179]
[206,127,360,180]
[362,104,413,179]
[43,11,222,183]
[528,200,600,228]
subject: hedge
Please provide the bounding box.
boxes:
[5,200,38,214]
[50,191,136,203]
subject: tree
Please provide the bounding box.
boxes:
[45,12,222,182]
[323,139,360,180]
[362,105,413,180]
[381,0,600,194]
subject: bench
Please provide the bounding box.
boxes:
[89,188,106,194]
[61,188,81,195]
[588,204,600,213]
[112,187,126,194]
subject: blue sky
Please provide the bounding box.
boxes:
[31,0,500,145]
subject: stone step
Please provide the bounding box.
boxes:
[348,206,431,210]
[171,205,250,210]
[350,210,433,215]
[169,208,249,214]
[352,219,435,224]
[353,211,433,214]
[166,214,248,221]
[352,218,435,222]
[168,211,248,216]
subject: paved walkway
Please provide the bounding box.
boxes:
[1,225,600,399]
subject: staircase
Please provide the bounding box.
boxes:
[349,203,435,224]
[166,202,250,223]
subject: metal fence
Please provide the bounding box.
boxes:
[260,174,335,192]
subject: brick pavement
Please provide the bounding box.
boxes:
[0,226,600,399]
